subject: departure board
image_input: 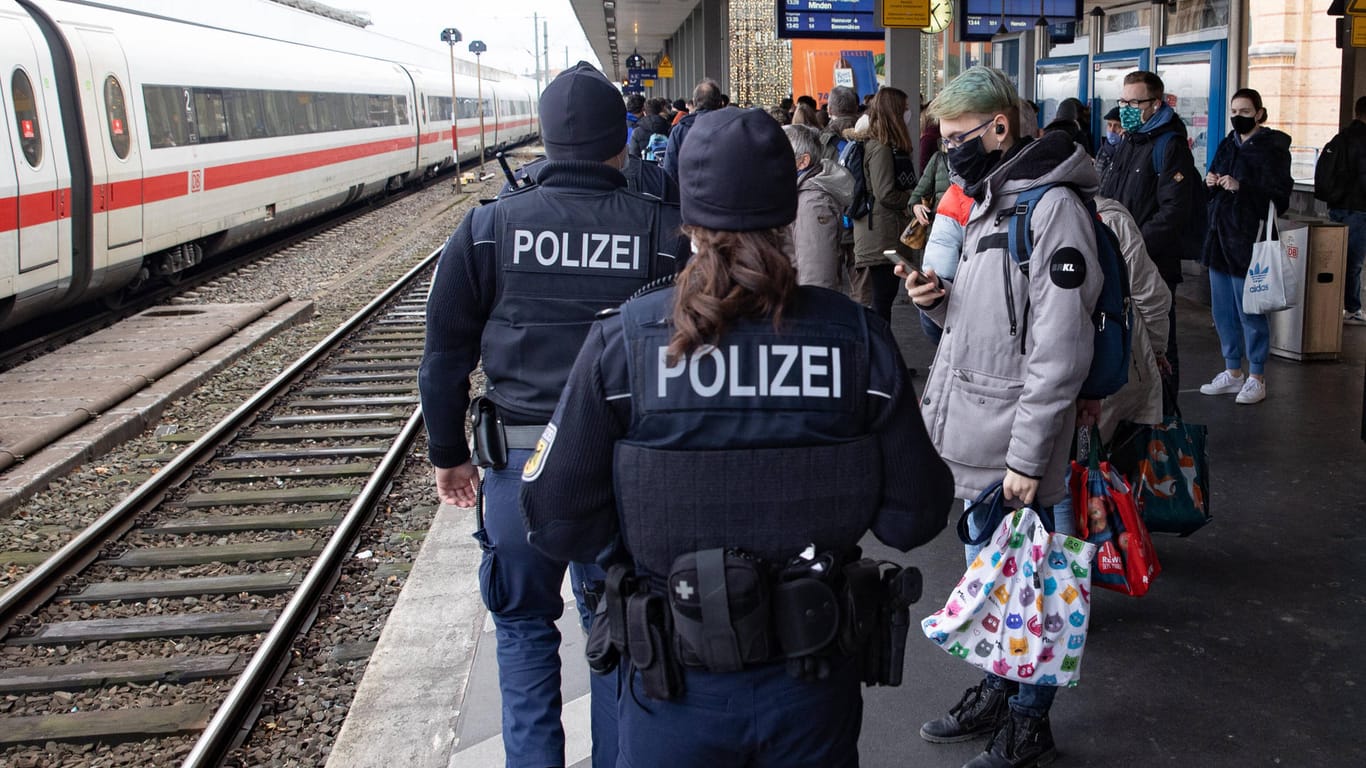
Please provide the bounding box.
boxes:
[778,0,884,40]
[960,0,1081,41]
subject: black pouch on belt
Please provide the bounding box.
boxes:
[626,591,683,700]
[469,396,507,470]
[867,565,923,687]
[667,549,772,672]
[585,599,619,675]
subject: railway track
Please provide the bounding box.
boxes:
[0,248,439,765]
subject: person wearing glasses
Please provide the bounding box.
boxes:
[900,66,1102,768]
[1098,71,1206,407]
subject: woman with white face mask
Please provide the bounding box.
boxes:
[1196,87,1294,405]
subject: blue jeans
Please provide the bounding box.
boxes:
[477,448,614,767]
[1208,267,1270,375]
[963,494,1074,719]
[616,658,862,768]
[1329,208,1366,313]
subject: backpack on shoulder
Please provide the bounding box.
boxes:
[839,138,873,224]
[643,132,669,164]
[1007,183,1133,401]
[1313,132,1353,207]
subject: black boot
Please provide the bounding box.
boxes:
[962,708,1057,768]
[920,679,1016,743]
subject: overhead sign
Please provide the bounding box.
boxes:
[959,0,1081,41]
[1355,15,1366,47]
[658,53,674,78]
[778,0,884,40]
[1349,0,1366,14]
[627,68,658,85]
[881,0,930,28]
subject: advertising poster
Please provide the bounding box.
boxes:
[790,38,886,106]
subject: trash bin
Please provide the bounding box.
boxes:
[1269,219,1348,361]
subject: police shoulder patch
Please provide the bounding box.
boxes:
[1048,247,1087,289]
[521,424,557,482]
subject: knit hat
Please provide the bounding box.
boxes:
[539,61,626,162]
[1104,106,1121,122]
[678,107,797,231]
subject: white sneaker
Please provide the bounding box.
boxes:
[1199,370,1245,396]
[1345,310,1366,326]
[1236,377,1267,404]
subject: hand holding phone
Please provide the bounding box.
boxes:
[903,266,945,307]
[883,249,917,271]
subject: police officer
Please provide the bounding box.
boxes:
[520,107,955,767]
[419,62,685,768]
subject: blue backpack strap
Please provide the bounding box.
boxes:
[1006,183,1058,276]
[1150,131,1175,176]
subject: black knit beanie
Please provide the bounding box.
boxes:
[678,107,797,231]
[540,61,626,162]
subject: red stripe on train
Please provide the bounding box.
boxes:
[206,135,419,189]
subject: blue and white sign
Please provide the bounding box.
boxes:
[778,0,883,40]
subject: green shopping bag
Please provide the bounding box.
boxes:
[1109,394,1211,537]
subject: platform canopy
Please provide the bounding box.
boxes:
[571,0,701,80]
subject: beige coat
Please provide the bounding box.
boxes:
[790,159,855,291]
[1095,197,1170,443]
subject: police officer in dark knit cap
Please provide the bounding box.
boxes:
[520,107,955,767]
[419,61,685,768]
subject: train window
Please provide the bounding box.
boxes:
[263,90,292,137]
[223,89,267,140]
[143,85,192,148]
[103,76,131,159]
[395,95,410,125]
[11,69,42,167]
[349,94,368,129]
[428,96,452,122]
[291,92,314,134]
[367,94,395,127]
[193,89,228,143]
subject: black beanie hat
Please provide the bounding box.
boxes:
[540,61,626,162]
[678,107,797,232]
[1104,106,1121,122]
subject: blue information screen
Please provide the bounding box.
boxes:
[960,0,1081,41]
[778,0,883,40]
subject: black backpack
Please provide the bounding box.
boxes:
[891,147,917,190]
[1007,184,1133,401]
[839,138,872,223]
[1314,133,1353,206]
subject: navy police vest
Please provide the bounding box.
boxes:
[613,286,884,577]
[473,174,682,420]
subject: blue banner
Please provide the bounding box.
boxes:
[778,0,882,39]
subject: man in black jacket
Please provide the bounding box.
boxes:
[663,78,723,181]
[1099,70,1206,398]
[1325,96,1366,325]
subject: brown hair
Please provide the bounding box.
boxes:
[869,86,913,151]
[668,226,798,361]
[1231,87,1268,124]
[1123,70,1165,96]
[792,103,820,127]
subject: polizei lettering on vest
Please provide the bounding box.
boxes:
[511,229,642,271]
[656,344,843,399]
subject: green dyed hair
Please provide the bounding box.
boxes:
[927,66,1018,123]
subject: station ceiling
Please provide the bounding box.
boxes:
[573,1,1181,82]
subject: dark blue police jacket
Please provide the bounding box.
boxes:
[520,284,954,579]
[419,160,686,469]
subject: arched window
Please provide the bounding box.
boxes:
[11,69,42,167]
[104,76,131,158]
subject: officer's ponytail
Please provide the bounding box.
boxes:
[668,226,798,363]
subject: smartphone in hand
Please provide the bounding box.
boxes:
[883,249,917,271]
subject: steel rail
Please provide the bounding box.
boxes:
[0,246,442,633]
[182,404,427,767]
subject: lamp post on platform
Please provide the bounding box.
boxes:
[440,27,462,190]
[469,40,488,177]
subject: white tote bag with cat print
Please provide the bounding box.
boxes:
[921,507,1096,688]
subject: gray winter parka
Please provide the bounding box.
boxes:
[790,159,855,290]
[920,132,1103,507]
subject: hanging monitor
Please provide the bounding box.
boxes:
[777,0,884,40]
[959,0,1082,42]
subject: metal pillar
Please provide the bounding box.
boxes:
[702,0,728,93]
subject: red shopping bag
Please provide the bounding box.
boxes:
[1070,428,1161,597]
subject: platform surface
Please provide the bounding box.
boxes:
[336,288,1366,768]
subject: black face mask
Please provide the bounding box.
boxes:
[946,136,1003,187]
[1231,115,1257,135]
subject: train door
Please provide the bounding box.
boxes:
[0,67,17,300]
[2,15,61,278]
[80,29,142,249]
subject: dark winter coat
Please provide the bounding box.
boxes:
[1097,106,1206,284]
[1330,120,1366,212]
[1200,128,1293,278]
[628,114,671,158]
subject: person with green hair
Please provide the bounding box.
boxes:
[901,65,1103,768]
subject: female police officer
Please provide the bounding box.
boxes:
[520,106,955,767]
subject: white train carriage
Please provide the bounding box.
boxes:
[0,0,540,330]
